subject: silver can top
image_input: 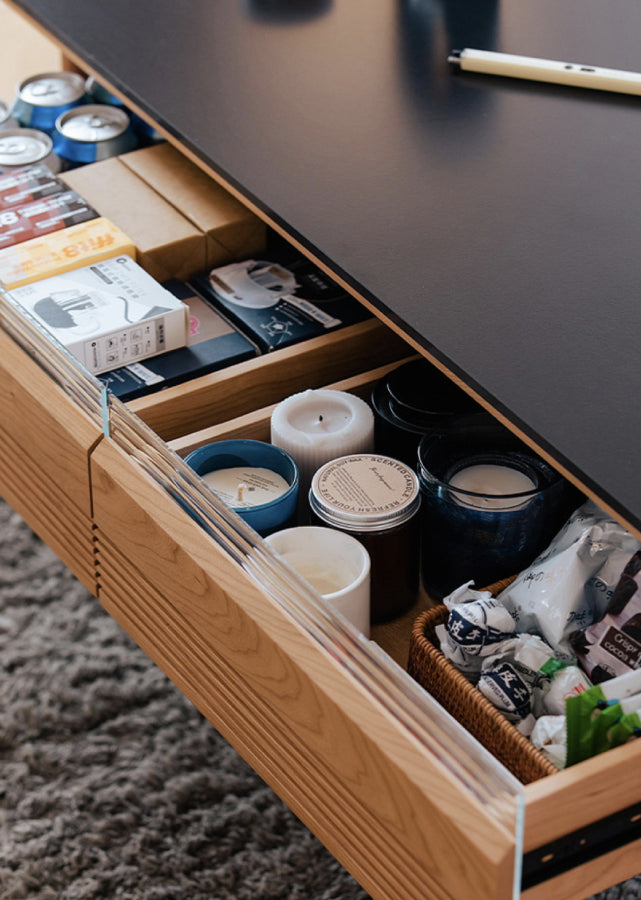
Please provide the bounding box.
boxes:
[56,104,131,142]
[17,71,86,108]
[0,128,53,167]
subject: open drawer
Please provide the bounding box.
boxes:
[0,288,103,593]
[85,316,641,900]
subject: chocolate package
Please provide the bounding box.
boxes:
[569,550,641,682]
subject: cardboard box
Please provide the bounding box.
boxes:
[0,190,97,250]
[191,246,372,353]
[120,143,266,268]
[62,158,208,282]
[0,216,136,289]
[9,256,188,375]
[97,279,258,400]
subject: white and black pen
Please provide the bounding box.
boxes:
[448,48,641,96]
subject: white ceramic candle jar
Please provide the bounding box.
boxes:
[265,525,371,637]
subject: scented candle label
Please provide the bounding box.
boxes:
[203,466,290,508]
[313,455,418,521]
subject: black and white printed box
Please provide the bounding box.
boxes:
[9,255,189,375]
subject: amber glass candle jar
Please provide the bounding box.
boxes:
[309,454,421,623]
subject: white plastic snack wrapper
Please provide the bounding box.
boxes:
[542,665,591,715]
[530,715,567,768]
[496,501,641,655]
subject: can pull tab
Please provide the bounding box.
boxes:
[88,115,109,129]
[1,139,27,157]
[32,80,58,97]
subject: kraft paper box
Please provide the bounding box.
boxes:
[9,256,189,375]
[120,143,266,267]
[0,217,135,289]
[62,158,208,282]
[97,279,258,400]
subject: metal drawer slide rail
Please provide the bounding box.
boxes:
[523,799,641,889]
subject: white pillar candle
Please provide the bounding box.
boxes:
[203,466,290,508]
[270,389,375,495]
[265,526,371,637]
[449,463,537,510]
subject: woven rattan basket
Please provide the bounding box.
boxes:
[408,577,558,784]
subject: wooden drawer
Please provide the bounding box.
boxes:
[91,326,641,900]
[0,321,102,593]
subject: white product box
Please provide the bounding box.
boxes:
[10,255,189,375]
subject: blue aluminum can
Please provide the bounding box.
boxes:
[52,104,138,168]
[0,128,62,174]
[84,75,125,108]
[12,72,86,134]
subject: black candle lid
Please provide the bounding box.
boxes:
[386,358,480,420]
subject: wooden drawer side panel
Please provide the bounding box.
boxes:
[169,358,415,457]
[91,439,518,900]
[0,327,100,517]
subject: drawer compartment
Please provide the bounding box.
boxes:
[91,436,519,900]
[112,329,641,900]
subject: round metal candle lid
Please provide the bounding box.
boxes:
[17,71,86,107]
[0,128,53,166]
[57,104,131,141]
[309,454,420,532]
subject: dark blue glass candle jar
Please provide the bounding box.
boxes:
[417,413,571,600]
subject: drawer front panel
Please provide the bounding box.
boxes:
[91,438,518,900]
[0,328,100,593]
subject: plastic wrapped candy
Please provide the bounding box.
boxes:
[530,715,567,769]
[542,664,592,716]
[476,633,563,733]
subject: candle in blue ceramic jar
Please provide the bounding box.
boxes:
[185,439,299,537]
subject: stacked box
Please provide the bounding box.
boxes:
[8,256,188,375]
[98,279,258,400]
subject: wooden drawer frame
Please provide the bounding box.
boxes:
[95,328,641,900]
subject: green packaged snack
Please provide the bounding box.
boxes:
[565,683,641,765]
[607,711,641,747]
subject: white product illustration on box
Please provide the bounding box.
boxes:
[33,288,172,337]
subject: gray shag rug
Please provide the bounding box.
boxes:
[0,495,639,900]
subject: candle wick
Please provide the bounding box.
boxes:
[237,482,247,503]
[318,415,323,422]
